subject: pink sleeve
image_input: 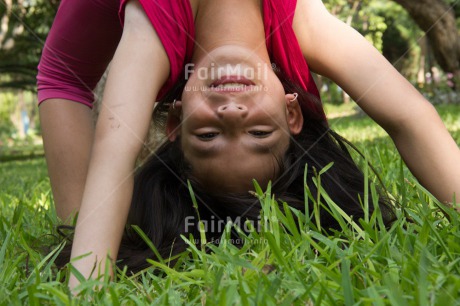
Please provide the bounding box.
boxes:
[119,0,195,100]
[37,0,123,108]
[263,0,319,98]
[263,0,325,120]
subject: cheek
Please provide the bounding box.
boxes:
[182,104,217,133]
[265,72,285,95]
[180,139,197,171]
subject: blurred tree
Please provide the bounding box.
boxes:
[0,0,57,140]
[0,0,58,91]
[391,0,460,87]
[323,0,390,103]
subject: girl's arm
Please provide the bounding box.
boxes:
[38,0,123,223]
[293,0,460,206]
[69,1,169,288]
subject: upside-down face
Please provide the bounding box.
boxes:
[167,45,303,193]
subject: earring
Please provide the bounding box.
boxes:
[172,99,177,110]
[290,93,298,102]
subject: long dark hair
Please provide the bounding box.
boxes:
[114,73,396,273]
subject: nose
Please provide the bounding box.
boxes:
[217,102,248,124]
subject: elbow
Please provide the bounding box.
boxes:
[92,118,146,163]
[384,100,440,140]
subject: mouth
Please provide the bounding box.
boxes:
[209,75,256,93]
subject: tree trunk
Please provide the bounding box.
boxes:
[392,0,460,85]
[0,0,12,46]
[417,36,427,86]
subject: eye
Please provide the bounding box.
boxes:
[249,131,272,138]
[196,132,219,140]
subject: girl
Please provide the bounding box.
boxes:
[38,0,460,288]
[115,71,397,272]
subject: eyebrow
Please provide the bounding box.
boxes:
[190,138,275,158]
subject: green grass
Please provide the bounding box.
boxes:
[1,104,459,305]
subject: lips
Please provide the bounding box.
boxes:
[210,76,256,92]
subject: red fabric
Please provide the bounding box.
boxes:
[263,0,319,97]
[263,0,325,119]
[37,0,321,112]
[37,0,123,107]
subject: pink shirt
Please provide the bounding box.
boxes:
[38,0,321,113]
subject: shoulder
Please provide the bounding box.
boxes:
[292,0,338,62]
[292,0,331,32]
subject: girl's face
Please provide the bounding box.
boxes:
[167,46,303,192]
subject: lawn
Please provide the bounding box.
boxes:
[1,104,459,305]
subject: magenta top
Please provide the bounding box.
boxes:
[38,0,321,114]
[262,0,319,97]
[37,0,123,108]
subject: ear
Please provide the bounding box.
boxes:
[285,94,303,135]
[166,100,182,142]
